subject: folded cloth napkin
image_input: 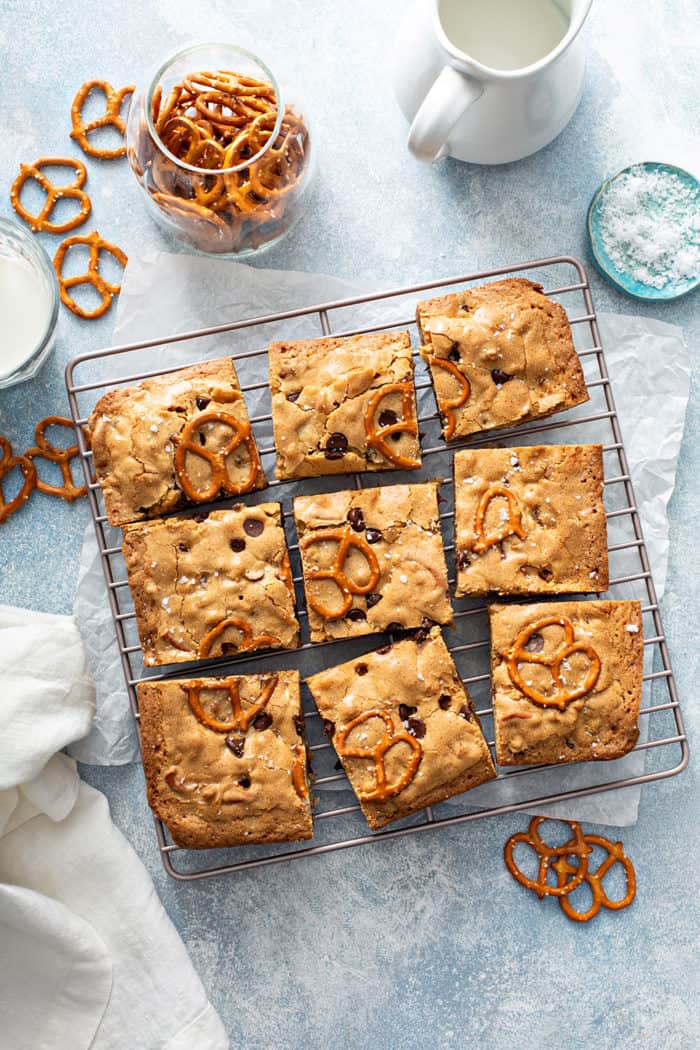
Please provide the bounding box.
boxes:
[0,604,228,1050]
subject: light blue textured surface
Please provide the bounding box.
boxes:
[1,2,699,1047]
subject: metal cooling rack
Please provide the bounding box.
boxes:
[65,256,688,882]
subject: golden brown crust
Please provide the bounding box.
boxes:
[89,357,266,526]
[454,444,609,597]
[416,278,589,440]
[293,482,453,643]
[306,627,496,829]
[489,599,643,766]
[268,330,421,479]
[139,670,313,848]
[122,504,300,666]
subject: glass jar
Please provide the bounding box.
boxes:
[0,217,59,390]
[126,42,314,256]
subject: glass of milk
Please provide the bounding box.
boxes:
[0,218,59,390]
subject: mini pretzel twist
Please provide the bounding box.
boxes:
[430,357,471,440]
[504,615,601,710]
[471,484,527,553]
[25,416,87,503]
[300,524,381,620]
[504,817,636,923]
[173,407,261,502]
[364,382,421,469]
[53,230,127,319]
[70,80,135,159]
[503,816,591,899]
[10,157,91,233]
[187,674,278,732]
[0,436,37,524]
[335,710,423,802]
[198,616,281,659]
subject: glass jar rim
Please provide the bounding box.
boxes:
[0,216,59,385]
[145,41,285,176]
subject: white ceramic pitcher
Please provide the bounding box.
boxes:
[393,0,593,164]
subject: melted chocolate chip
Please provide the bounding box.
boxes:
[407,716,426,739]
[378,408,398,427]
[323,719,336,739]
[198,432,206,446]
[565,737,576,750]
[414,618,434,644]
[178,542,189,552]
[252,711,273,731]
[538,568,554,582]
[243,517,264,537]
[525,632,545,653]
[347,507,365,532]
[456,549,471,570]
[286,391,300,402]
[225,736,245,757]
[386,622,404,634]
[293,714,305,736]
[365,528,382,544]
[221,643,238,655]
[355,663,368,676]
[491,369,514,385]
[366,592,382,608]
[399,703,417,721]
[439,694,452,710]
[376,644,392,654]
[459,704,474,722]
[230,538,246,552]
[325,432,348,459]
[346,608,367,622]
[196,396,210,410]
[448,342,461,362]
[193,512,209,522]
[238,775,251,788]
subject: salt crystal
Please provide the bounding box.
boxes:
[626,624,639,633]
[400,574,408,584]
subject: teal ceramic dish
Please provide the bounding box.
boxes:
[587,161,700,301]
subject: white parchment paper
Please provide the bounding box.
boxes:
[70,253,691,827]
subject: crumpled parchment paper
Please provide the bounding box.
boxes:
[69,252,690,827]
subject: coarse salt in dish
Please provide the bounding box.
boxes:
[587,162,700,301]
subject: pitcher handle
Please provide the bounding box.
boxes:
[407,66,483,163]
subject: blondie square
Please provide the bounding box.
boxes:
[122,504,300,666]
[138,671,313,848]
[489,599,643,766]
[293,482,453,644]
[268,330,421,479]
[90,356,266,526]
[453,444,608,597]
[306,626,496,829]
[416,278,589,441]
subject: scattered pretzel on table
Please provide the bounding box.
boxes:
[334,710,423,802]
[504,816,636,923]
[0,417,90,524]
[53,230,127,319]
[70,79,135,159]
[0,436,37,525]
[10,157,92,234]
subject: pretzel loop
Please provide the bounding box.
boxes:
[504,616,601,710]
[173,408,261,502]
[0,436,37,524]
[70,80,135,159]
[25,416,87,503]
[198,617,281,659]
[300,525,381,620]
[53,231,127,319]
[10,157,91,234]
[431,357,471,440]
[335,710,422,802]
[187,674,278,732]
[555,835,637,922]
[472,484,527,553]
[364,382,420,469]
[503,817,591,899]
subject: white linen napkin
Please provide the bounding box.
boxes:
[0,604,228,1050]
